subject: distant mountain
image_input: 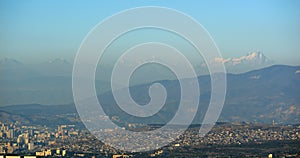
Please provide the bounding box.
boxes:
[0,110,31,124]
[1,65,298,125]
[0,104,83,128]
[33,58,72,76]
[222,65,300,123]
[217,52,270,66]
[0,58,41,81]
[201,52,273,74]
[0,58,23,67]
[98,65,300,125]
[0,57,113,105]
[0,58,72,105]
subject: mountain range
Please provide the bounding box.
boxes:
[0,52,276,105]
[0,64,299,125]
[98,65,300,125]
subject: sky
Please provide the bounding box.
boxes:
[0,0,300,65]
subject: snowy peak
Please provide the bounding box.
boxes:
[236,52,269,65]
[202,52,273,74]
[214,51,270,65]
[242,51,269,63]
[246,52,264,59]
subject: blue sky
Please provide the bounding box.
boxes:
[0,0,299,65]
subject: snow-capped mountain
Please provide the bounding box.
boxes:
[202,52,273,74]
[214,52,270,65]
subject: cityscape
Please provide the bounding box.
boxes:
[1,1,300,158]
[0,120,299,157]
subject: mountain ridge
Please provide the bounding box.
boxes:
[1,64,299,125]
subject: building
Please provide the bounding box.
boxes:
[56,149,60,155]
[7,129,14,139]
[0,146,5,154]
[7,142,14,154]
[35,151,45,156]
[28,142,34,150]
[45,150,52,156]
[62,149,67,156]
[113,154,131,158]
[36,150,52,157]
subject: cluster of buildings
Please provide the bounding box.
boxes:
[0,122,106,157]
[0,121,299,157]
[0,121,150,157]
[178,124,300,146]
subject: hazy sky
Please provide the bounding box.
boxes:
[0,0,299,65]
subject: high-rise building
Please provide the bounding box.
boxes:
[7,129,14,139]
[0,146,5,154]
[1,123,5,131]
[17,135,24,144]
[25,137,29,145]
[29,129,34,137]
[62,150,67,156]
[7,142,14,154]
[28,142,34,150]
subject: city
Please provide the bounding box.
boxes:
[1,121,299,157]
[1,1,300,158]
